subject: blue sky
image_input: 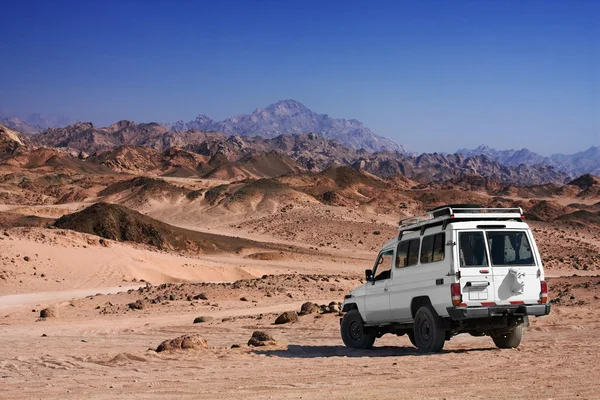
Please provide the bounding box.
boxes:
[0,0,598,154]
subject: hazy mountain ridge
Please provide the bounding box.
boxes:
[459,144,600,176]
[3,120,569,185]
[550,147,600,176]
[165,99,405,153]
[457,145,554,166]
[0,112,73,134]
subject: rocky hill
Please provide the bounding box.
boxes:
[167,99,404,153]
[0,123,25,158]
[31,121,225,154]
[53,202,275,253]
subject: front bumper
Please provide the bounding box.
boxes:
[447,304,551,321]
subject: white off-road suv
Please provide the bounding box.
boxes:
[341,205,551,353]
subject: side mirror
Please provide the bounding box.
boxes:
[365,269,374,282]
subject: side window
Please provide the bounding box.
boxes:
[420,233,446,264]
[396,239,420,267]
[407,239,420,266]
[396,241,409,267]
[373,250,394,281]
[432,233,445,262]
[420,235,434,263]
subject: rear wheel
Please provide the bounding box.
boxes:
[491,325,523,349]
[413,306,445,353]
[341,309,376,349]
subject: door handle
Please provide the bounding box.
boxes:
[466,281,490,288]
[384,287,388,292]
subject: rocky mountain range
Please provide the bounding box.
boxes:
[458,145,600,177]
[457,145,553,167]
[165,99,405,153]
[0,111,73,134]
[0,122,570,186]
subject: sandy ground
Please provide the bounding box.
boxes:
[1,289,599,399]
[3,182,600,399]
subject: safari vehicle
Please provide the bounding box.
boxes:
[340,205,551,353]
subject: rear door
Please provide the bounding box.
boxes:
[457,231,497,306]
[486,230,540,305]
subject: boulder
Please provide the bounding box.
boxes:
[299,302,320,315]
[247,331,277,347]
[40,307,57,318]
[193,316,214,324]
[274,311,298,324]
[128,300,144,310]
[156,334,208,352]
[328,301,341,313]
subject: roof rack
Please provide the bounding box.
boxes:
[398,206,524,233]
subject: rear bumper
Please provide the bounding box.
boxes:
[446,304,551,321]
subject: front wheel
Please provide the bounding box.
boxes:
[413,306,445,353]
[491,325,523,349]
[341,309,376,349]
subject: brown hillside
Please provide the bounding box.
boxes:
[204,151,302,180]
[53,202,275,253]
[98,177,189,207]
[555,210,600,226]
[0,124,25,159]
[526,200,572,221]
[319,165,386,189]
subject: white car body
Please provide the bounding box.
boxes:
[341,206,551,351]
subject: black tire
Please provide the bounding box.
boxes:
[340,309,376,349]
[407,331,417,347]
[491,325,523,349]
[413,306,445,353]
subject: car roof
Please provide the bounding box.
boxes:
[379,220,532,252]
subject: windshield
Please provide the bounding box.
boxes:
[487,231,535,266]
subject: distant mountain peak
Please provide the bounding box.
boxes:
[263,99,310,114]
[167,99,404,153]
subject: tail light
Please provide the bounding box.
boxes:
[539,280,548,304]
[451,283,462,306]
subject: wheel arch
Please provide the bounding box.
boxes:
[342,302,358,313]
[342,300,367,321]
[410,296,433,319]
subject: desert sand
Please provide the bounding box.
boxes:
[2,168,600,399]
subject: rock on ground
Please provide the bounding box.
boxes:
[248,331,277,347]
[156,334,208,352]
[299,302,320,315]
[193,316,214,324]
[128,300,144,310]
[40,308,57,318]
[275,311,299,324]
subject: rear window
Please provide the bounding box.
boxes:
[396,239,420,267]
[420,233,445,264]
[487,231,535,266]
[459,232,488,267]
